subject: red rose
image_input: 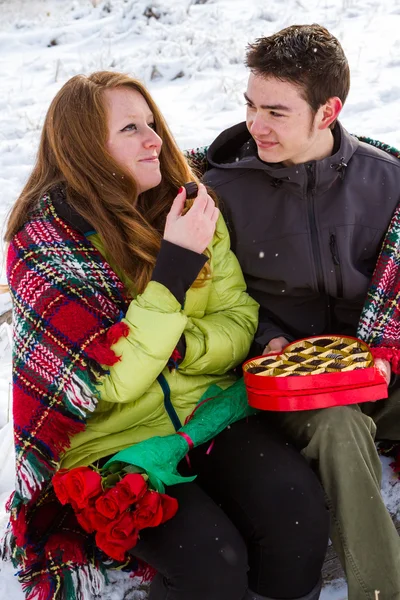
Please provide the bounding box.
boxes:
[75,507,96,534]
[114,474,147,511]
[53,467,102,509]
[107,512,138,543]
[133,491,163,530]
[95,531,133,562]
[52,469,71,505]
[87,504,115,532]
[95,531,124,562]
[159,493,179,524]
[95,513,139,561]
[95,489,121,520]
[76,503,116,533]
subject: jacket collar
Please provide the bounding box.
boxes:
[207,121,359,196]
[50,184,95,236]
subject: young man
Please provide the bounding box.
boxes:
[204,24,400,600]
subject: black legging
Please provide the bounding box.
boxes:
[131,414,329,600]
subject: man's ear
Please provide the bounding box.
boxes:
[317,97,343,130]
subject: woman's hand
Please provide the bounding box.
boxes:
[164,184,219,254]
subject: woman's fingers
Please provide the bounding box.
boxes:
[188,183,208,213]
[211,207,220,223]
[168,186,187,219]
[187,185,216,219]
[163,183,218,253]
[203,194,216,219]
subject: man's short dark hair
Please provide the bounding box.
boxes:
[246,24,350,114]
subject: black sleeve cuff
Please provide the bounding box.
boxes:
[151,240,208,305]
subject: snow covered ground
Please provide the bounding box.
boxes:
[0,0,399,598]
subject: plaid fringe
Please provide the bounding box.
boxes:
[356,138,400,373]
[1,191,132,598]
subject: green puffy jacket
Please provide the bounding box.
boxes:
[61,215,259,469]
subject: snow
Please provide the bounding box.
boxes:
[0,0,399,598]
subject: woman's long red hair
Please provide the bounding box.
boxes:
[5,71,208,294]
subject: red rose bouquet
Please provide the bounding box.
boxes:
[52,465,178,561]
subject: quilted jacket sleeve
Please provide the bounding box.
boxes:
[97,215,258,402]
[97,281,188,403]
[178,215,259,375]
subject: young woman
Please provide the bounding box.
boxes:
[3,71,329,600]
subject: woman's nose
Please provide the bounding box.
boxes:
[144,128,162,149]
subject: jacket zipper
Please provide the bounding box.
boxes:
[306,163,324,293]
[306,163,332,330]
[329,232,344,298]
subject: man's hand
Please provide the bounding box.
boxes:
[375,358,391,385]
[262,336,290,355]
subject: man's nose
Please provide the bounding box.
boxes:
[249,113,271,137]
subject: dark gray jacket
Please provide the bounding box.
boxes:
[204,121,400,351]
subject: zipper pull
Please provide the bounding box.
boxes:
[329,234,340,265]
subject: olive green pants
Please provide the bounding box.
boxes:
[272,388,400,600]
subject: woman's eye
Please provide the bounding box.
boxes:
[121,123,137,132]
[148,122,156,131]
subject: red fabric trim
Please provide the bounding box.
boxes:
[86,321,130,366]
[36,412,85,455]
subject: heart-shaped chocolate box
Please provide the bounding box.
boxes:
[243,335,388,411]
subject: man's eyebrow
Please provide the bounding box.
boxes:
[243,93,291,112]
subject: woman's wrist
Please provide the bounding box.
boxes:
[151,240,208,304]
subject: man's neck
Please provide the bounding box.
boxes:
[282,128,336,167]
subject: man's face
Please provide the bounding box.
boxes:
[245,73,321,166]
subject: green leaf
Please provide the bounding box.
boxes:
[122,464,145,475]
[103,473,121,489]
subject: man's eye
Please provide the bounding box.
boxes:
[271,112,284,118]
[245,102,255,109]
[121,123,137,132]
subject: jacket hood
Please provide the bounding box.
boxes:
[207,120,359,193]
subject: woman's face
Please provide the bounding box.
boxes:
[105,87,163,194]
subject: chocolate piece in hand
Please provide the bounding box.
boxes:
[183,182,198,199]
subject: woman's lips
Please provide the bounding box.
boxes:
[139,156,159,163]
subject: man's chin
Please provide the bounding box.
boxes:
[257,147,282,164]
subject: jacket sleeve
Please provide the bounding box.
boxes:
[178,215,259,375]
[97,281,188,403]
[254,307,294,351]
[207,178,289,354]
